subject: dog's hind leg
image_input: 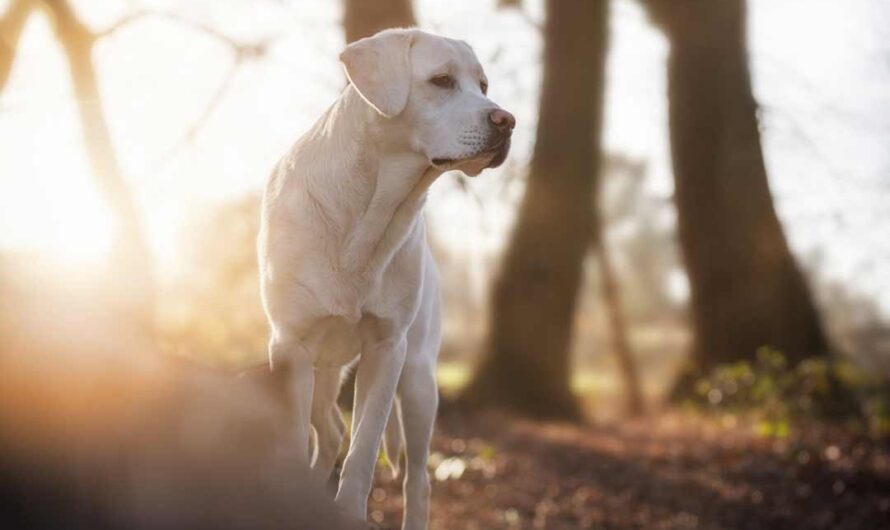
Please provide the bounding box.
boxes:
[311,366,346,484]
[397,357,437,530]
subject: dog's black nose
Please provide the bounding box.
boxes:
[488,109,516,134]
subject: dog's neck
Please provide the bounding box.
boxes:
[302,85,442,280]
[304,85,433,215]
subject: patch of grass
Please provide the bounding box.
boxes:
[436,361,472,396]
[436,361,613,403]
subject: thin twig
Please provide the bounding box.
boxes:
[452,173,486,212]
[93,10,278,170]
[97,10,274,58]
[151,60,242,171]
[517,8,542,33]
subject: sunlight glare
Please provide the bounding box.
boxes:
[0,12,114,266]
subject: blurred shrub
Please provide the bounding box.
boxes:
[158,195,267,368]
[692,347,890,438]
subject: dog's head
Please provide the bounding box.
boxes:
[340,28,514,177]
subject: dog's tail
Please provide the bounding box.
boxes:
[382,400,402,479]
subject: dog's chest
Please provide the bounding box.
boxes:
[305,241,426,367]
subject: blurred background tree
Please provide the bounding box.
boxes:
[0,0,29,87]
[2,0,154,326]
[343,0,415,43]
[592,156,647,416]
[461,0,610,419]
[644,0,831,395]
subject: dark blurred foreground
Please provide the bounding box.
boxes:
[0,263,361,530]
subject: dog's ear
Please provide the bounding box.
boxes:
[340,30,414,118]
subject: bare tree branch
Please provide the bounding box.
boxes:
[152,60,242,170]
[93,10,147,39]
[97,10,273,58]
[452,174,486,212]
[516,8,542,33]
[93,9,276,169]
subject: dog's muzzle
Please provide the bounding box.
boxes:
[431,109,516,171]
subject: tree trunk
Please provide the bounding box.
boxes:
[595,238,644,416]
[0,0,33,90]
[645,0,829,390]
[44,0,155,325]
[461,0,609,419]
[343,0,415,43]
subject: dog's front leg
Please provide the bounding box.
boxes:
[269,334,315,467]
[335,337,407,519]
[340,192,400,280]
[341,167,439,286]
[356,168,440,286]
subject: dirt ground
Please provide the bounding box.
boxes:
[366,410,890,530]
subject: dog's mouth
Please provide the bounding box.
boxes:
[430,138,511,173]
[485,137,511,169]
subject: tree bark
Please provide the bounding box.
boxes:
[461,0,609,419]
[645,0,829,390]
[44,0,155,325]
[343,0,416,43]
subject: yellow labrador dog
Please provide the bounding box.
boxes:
[258,28,514,529]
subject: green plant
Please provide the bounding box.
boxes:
[690,347,877,437]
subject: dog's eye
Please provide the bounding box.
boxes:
[430,75,456,89]
[480,81,488,95]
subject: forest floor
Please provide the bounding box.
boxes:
[366,409,890,530]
